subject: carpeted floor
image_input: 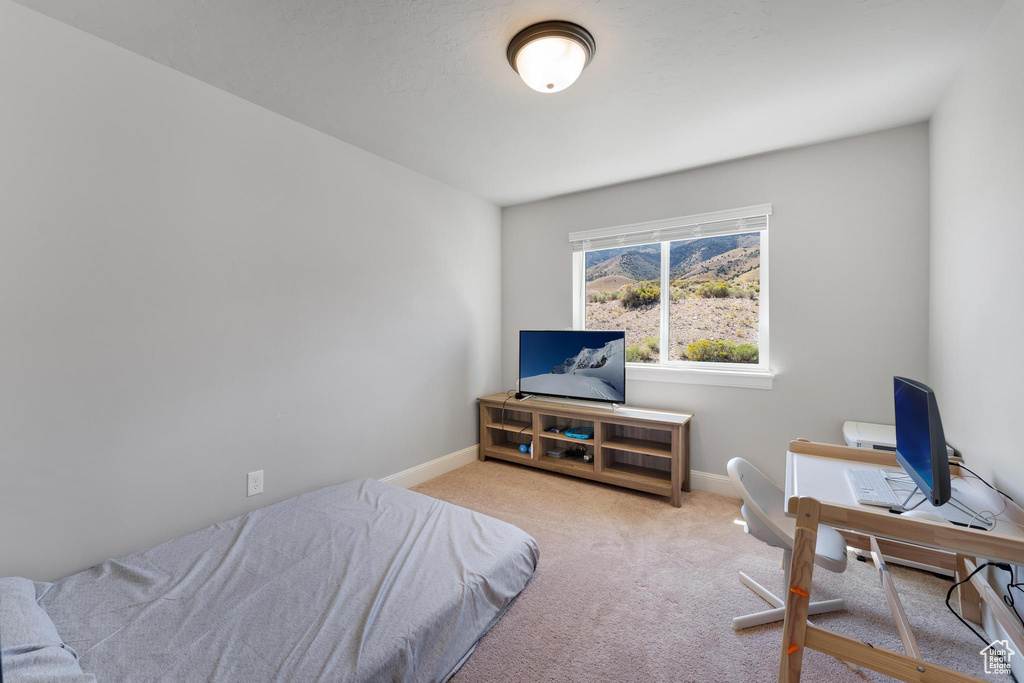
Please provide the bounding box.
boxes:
[414,460,999,682]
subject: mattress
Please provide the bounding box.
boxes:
[38,478,538,682]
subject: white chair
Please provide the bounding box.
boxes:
[727,457,849,631]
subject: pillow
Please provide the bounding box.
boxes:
[0,577,95,682]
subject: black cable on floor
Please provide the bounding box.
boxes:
[946,561,995,647]
[946,561,1013,646]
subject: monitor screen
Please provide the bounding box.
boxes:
[894,376,950,506]
[894,379,933,489]
[519,330,626,403]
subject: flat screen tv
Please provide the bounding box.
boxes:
[519,330,626,404]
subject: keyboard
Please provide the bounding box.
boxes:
[845,468,901,507]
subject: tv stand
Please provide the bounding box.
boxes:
[478,393,692,507]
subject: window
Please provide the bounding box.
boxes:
[571,205,771,384]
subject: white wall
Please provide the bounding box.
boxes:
[929,0,1024,503]
[0,1,501,581]
[502,124,931,483]
[930,2,1024,662]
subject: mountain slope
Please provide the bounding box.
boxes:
[586,250,660,281]
[584,234,760,286]
[678,245,760,282]
[668,234,758,279]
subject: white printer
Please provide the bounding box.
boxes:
[842,420,955,457]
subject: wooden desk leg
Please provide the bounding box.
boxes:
[778,497,821,683]
[670,425,682,507]
[956,554,983,625]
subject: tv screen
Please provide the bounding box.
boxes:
[519,330,626,403]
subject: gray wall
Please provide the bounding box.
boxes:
[502,124,931,483]
[930,0,1024,501]
[0,2,501,581]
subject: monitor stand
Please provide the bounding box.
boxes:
[899,486,994,530]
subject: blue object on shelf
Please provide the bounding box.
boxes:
[564,427,594,440]
[518,443,530,453]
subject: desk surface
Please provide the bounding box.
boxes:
[784,442,1024,564]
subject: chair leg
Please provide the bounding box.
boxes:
[733,569,846,632]
[735,552,860,671]
[738,571,784,608]
[731,599,846,631]
[732,605,787,631]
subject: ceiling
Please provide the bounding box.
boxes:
[16,0,1003,206]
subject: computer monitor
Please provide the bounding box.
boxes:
[894,376,951,507]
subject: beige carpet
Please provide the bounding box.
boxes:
[414,460,1001,682]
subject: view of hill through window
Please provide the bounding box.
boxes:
[584,232,760,364]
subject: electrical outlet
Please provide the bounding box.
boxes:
[247,470,264,497]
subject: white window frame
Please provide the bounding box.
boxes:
[571,205,774,390]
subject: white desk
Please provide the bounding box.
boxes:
[786,450,1024,538]
[777,439,1024,683]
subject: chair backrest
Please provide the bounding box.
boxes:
[727,457,795,551]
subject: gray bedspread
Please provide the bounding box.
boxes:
[38,478,538,682]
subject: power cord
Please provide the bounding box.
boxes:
[946,561,1019,647]
[942,455,1023,668]
[501,389,515,432]
[957,463,1014,503]
[946,561,1013,645]
[1003,580,1024,628]
[501,390,533,448]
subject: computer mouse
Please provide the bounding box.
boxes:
[899,508,948,523]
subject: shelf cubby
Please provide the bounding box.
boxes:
[536,433,595,473]
[536,414,595,443]
[480,404,536,462]
[490,428,533,451]
[483,405,533,432]
[601,447,672,495]
[485,417,532,433]
[601,422,672,458]
[537,453,595,475]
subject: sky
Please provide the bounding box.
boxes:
[519,330,623,378]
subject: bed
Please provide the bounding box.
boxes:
[1,477,539,682]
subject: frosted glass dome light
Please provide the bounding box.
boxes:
[507,22,595,94]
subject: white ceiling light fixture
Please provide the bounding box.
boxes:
[507,21,596,94]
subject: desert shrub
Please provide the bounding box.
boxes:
[621,281,660,309]
[685,339,759,363]
[733,287,754,300]
[587,291,621,303]
[626,337,660,362]
[731,343,759,362]
[695,281,731,299]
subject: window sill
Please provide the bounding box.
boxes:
[626,363,775,390]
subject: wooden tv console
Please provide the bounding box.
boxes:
[478,393,692,507]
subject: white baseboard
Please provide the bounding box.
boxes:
[381,445,478,489]
[383,445,739,501]
[690,469,739,499]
